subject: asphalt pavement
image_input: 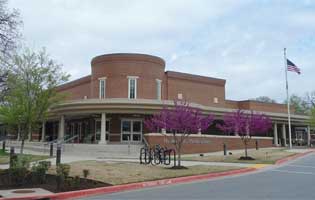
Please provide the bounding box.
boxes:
[79,152,315,200]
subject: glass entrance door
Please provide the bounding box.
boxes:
[121,119,142,142]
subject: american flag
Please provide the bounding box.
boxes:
[287,59,301,74]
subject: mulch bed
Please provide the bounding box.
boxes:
[0,170,111,193]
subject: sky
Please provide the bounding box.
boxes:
[8,0,315,102]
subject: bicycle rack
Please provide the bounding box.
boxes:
[139,144,176,167]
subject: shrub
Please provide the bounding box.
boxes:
[83,169,89,179]
[71,175,81,189]
[9,156,31,185]
[31,161,51,184]
[56,164,71,191]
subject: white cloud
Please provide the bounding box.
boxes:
[7,0,315,102]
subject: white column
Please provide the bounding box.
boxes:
[58,115,65,141]
[307,125,311,147]
[17,124,20,141]
[282,124,287,147]
[41,121,46,142]
[274,123,279,146]
[100,113,107,144]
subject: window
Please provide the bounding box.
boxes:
[99,77,106,99]
[178,93,183,100]
[121,119,142,142]
[156,79,162,100]
[128,76,138,99]
[213,97,219,104]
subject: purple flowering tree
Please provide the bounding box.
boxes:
[217,110,272,159]
[145,100,214,167]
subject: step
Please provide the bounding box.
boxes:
[5,141,144,157]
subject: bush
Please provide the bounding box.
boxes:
[9,156,31,185]
[56,164,71,191]
[83,169,89,179]
[31,161,51,184]
[71,175,81,189]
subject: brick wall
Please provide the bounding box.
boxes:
[91,54,166,99]
[56,75,91,100]
[144,133,273,154]
[166,71,226,107]
[54,53,295,115]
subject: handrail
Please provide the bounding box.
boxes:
[63,135,79,143]
[44,137,62,145]
[142,135,149,147]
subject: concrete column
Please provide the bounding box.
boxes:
[307,125,311,147]
[100,113,107,144]
[17,124,20,141]
[274,123,279,146]
[282,124,287,147]
[41,121,46,142]
[58,115,65,141]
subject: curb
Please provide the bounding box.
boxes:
[1,167,256,200]
[275,150,314,165]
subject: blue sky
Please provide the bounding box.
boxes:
[8,0,315,102]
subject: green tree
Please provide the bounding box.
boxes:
[310,108,315,130]
[0,48,69,153]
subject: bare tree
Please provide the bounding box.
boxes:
[0,0,21,59]
[251,96,277,104]
[0,0,21,101]
[306,91,315,108]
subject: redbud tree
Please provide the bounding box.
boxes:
[145,100,214,167]
[217,110,272,158]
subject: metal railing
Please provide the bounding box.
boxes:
[142,135,149,147]
[63,135,79,143]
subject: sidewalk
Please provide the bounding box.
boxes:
[0,147,275,170]
[1,147,312,170]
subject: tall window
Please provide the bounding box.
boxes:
[99,77,106,99]
[156,79,162,100]
[128,76,138,99]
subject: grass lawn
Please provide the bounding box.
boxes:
[183,148,297,164]
[0,150,50,164]
[49,161,241,185]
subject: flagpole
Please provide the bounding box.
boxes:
[284,48,292,149]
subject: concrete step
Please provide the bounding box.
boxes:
[5,140,144,158]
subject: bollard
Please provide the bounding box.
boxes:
[223,143,227,156]
[2,140,5,152]
[50,143,54,157]
[128,136,130,155]
[9,146,16,168]
[56,144,61,165]
[256,140,259,150]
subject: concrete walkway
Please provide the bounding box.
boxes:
[1,147,312,170]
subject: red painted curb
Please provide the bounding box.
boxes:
[1,167,256,200]
[4,150,313,200]
[275,150,315,165]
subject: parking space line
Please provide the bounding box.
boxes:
[271,169,315,175]
[286,164,315,169]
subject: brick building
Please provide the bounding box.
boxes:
[34,53,310,153]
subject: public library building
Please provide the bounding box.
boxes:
[2,53,312,154]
